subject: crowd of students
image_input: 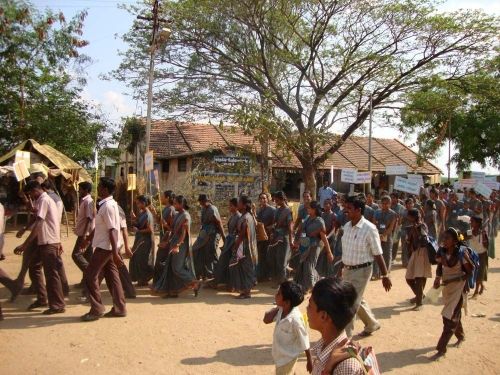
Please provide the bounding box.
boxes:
[0,175,498,373]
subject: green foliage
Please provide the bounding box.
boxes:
[0,0,112,165]
[400,55,500,170]
[122,117,145,155]
[112,0,498,190]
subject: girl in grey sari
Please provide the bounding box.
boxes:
[316,198,339,277]
[153,196,201,298]
[293,201,333,292]
[192,194,225,280]
[211,198,241,288]
[129,195,155,286]
[229,196,257,299]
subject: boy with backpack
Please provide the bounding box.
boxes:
[306,277,380,374]
[264,281,312,374]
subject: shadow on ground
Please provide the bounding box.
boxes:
[181,344,273,367]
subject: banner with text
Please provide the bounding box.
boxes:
[386,165,408,175]
[394,176,420,195]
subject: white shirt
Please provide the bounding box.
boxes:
[47,191,64,221]
[75,194,95,237]
[272,307,310,367]
[341,216,383,266]
[35,192,61,245]
[92,196,122,251]
[318,186,336,208]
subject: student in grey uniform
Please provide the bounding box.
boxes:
[268,191,293,284]
[293,201,333,292]
[366,192,379,210]
[229,195,257,299]
[424,199,438,239]
[192,194,225,280]
[154,190,176,283]
[391,192,405,262]
[373,196,397,279]
[430,188,446,240]
[211,198,241,288]
[316,198,339,277]
[256,192,276,282]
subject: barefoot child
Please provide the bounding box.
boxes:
[468,216,488,297]
[264,281,312,374]
[431,228,473,360]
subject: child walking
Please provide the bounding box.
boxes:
[468,216,489,297]
[431,228,473,360]
[264,281,312,374]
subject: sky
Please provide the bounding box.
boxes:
[31,0,500,177]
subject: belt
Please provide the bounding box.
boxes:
[345,262,372,270]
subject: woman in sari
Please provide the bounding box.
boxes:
[192,194,225,280]
[424,199,438,239]
[293,201,333,292]
[267,191,293,285]
[211,198,241,289]
[316,198,339,277]
[152,195,201,298]
[154,190,176,284]
[405,209,432,311]
[431,228,473,360]
[129,195,155,287]
[229,195,257,299]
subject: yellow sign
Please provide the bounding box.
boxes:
[15,150,30,166]
[13,160,30,181]
[127,173,137,191]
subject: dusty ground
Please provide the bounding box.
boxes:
[0,229,499,375]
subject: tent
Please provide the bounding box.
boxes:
[0,139,91,183]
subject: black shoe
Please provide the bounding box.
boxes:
[0,254,6,261]
[20,286,36,296]
[80,312,102,322]
[27,301,48,311]
[103,310,127,318]
[42,308,66,315]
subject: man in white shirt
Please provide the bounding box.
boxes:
[80,177,126,321]
[18,181,66,314]
[318,180,336,209]
[339,195,392,338]
[72,182,95,297]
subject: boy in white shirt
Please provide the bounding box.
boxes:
[264,281,312,374]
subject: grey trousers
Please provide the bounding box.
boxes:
[343,265,380,338]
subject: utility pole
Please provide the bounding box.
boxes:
[447,120,451,184]
[368,94,373,193]
[137,0,171,176]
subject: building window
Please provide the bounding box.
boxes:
[128,166,134,174]
[178,158,187,172]
[162,159,170,173]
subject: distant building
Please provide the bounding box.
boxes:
[110,120,441,200]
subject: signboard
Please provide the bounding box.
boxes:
[144,151,154,172]
[475,183,492,198]
[127,173,137,191]
[153,169,160,190]
[197,174,256,183]
[386,165,408,176]
[407,174,424,186]
[13,160,30,181]
[340,169,357,184]
[355,171,372,184]
[393,176,420,195]
[213,155,250,165]
[455,179,477,189]
[483,180,499,190]
[15,150,30,166]
[470,171,485,181]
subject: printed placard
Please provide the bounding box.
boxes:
[144,151,154,172]
[393,176,420,195]
[406,174,424,186]
[355,171,372,184]
[470,171,485,181]
[483,180,499,190]
[13,160,30,181]
[475,183,492,198]
[127,173,137,191]
[386,165,408,175]
[15,150,30,166]
[341,169,357,184]
[153,169,160,190]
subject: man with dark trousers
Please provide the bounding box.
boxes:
[72,182,95,299]
[17,181,66,314]
[80,177,126,322]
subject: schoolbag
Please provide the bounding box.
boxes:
[425,235,439,265]
[458,245,480,289]
[330,340,381,375]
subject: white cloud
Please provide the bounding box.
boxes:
[101,90,135,119]
[439,0,500,13]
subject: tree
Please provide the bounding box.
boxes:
[112,0,498,195]
[0,0,112,165]
[121,117,146,175]
[400,55,500,171]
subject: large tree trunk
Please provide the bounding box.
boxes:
[302,163,317,200]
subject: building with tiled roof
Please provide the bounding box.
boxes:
[114,120,441,199]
